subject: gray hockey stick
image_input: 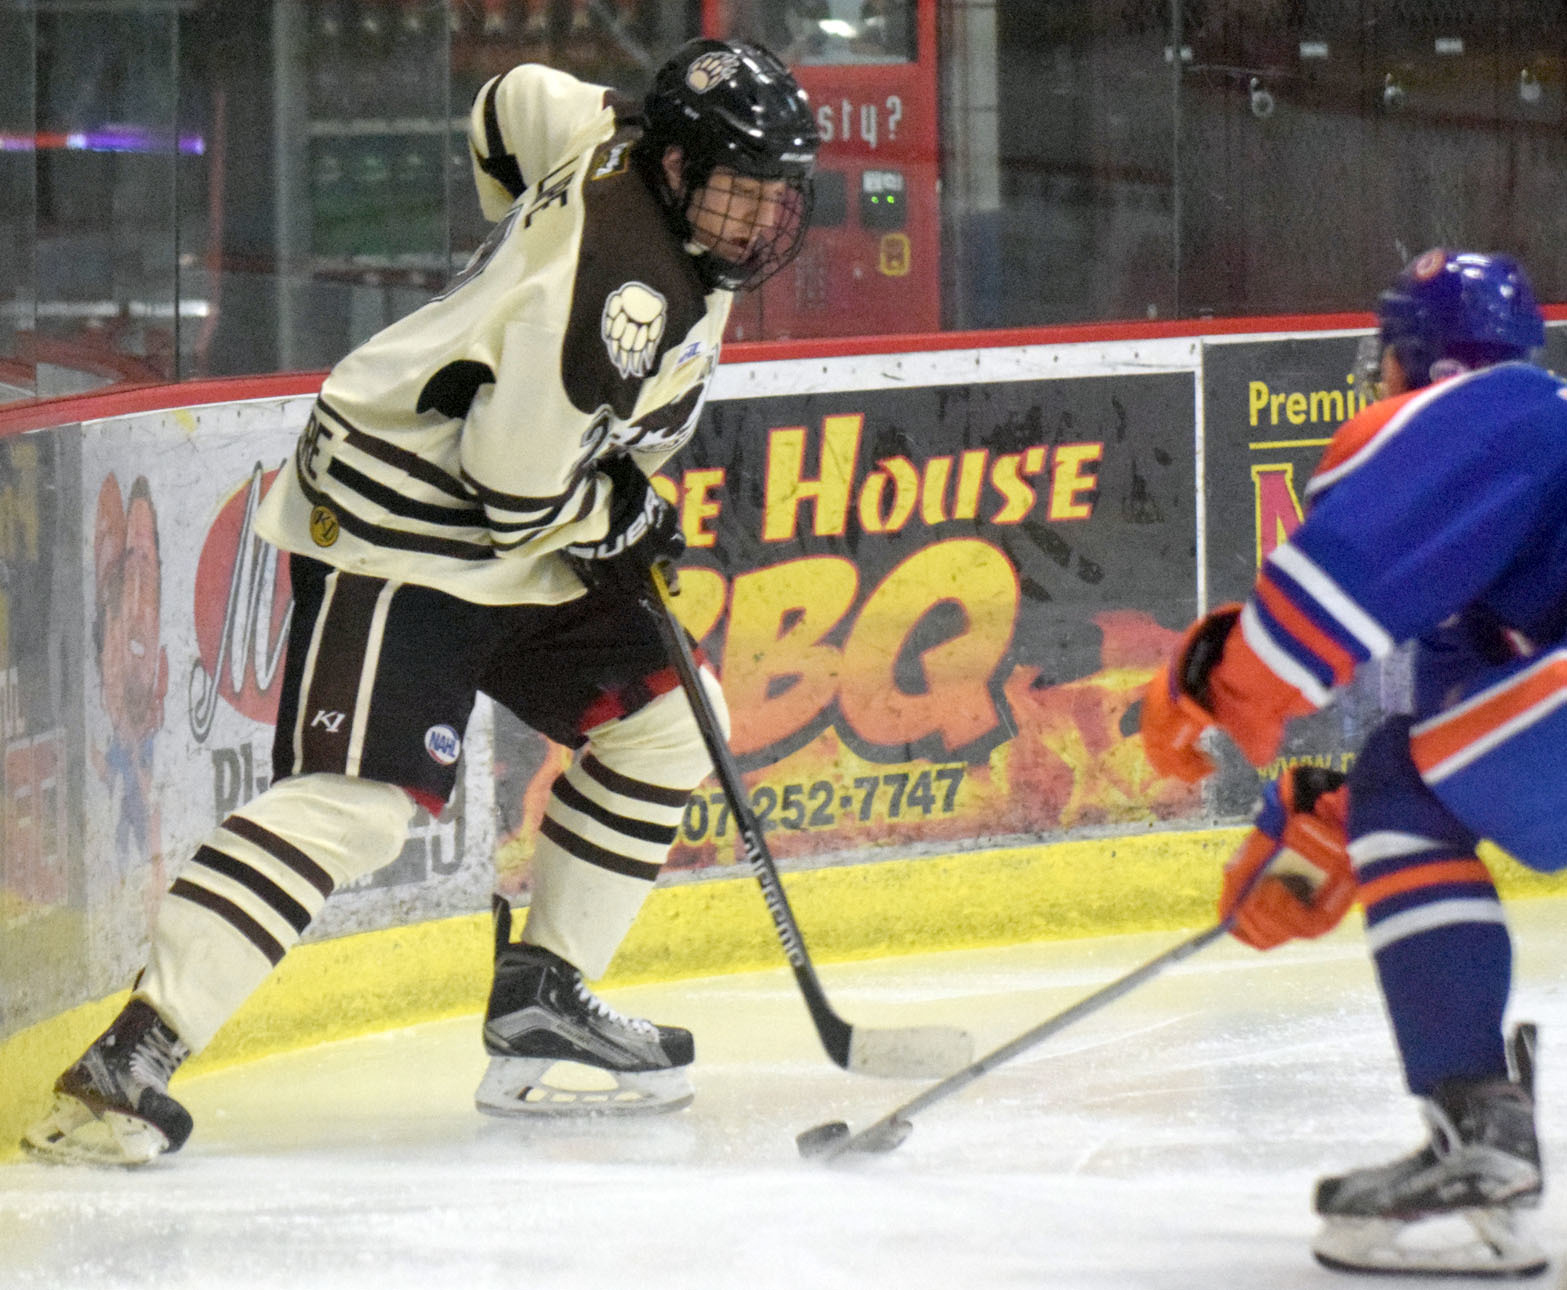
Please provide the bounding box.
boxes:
[645,563,973,1079]
[795,917,1233,1157]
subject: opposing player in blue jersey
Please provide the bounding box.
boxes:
[1142,248,1560,1277]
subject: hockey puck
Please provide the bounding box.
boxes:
[796,1120,850,1158]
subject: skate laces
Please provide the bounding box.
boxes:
[1420,1100,1461,1159]
[128,1023,189,1091]
[572,978,656,1037]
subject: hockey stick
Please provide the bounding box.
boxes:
[644,563,973,1079]
[795,781,1329,1159]
[796,916,1234,1159]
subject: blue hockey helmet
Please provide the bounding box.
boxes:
[1377,249,1545,388]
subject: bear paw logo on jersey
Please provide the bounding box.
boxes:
[601,283,667,379]
[309,504,339,547]
[424,724,461,766]
[686,50,741,93]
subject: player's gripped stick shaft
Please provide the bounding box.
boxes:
[644,563,973,1080]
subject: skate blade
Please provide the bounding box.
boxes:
[1312,1210,1548,1278]
[21,1093,171,1167]
[474,1056,693,1118]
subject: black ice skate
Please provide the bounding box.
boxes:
[1311,1023,1545,1278]
[22,1000,193,1167]
[474,899,694,1116]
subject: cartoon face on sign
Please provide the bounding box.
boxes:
[93,473,168,868]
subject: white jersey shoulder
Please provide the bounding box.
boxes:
[469,64,615,222]
[255,96,731,608]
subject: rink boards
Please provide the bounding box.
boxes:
[5,320,1567,1159]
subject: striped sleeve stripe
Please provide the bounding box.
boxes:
[298,467,496,561]
[552,776,679,845]
[1354,847,1475,885]
[326,459,487,529]
[462,471,594,529]
[1248,589,1340,696]
[477,74,525,196]
[1364,896,1507,954]
[1412,650,1567,783]
[490,486,598,551]
[1358,858,1494,909]
[1364,881,1500,926]
[539,815,662,881]
[462,470,576,514]
[1237,602,1333,707]
[329,437,480,513]
[187,846,314,935]
[1347,830,1452,871]
[169,879,287,966]
[220,814,335,896]
[316,398,472,501]
[1254,562,1366,686]
[1268,543,1394,658]
[580,754,691,808]
[486,508,567,534]
[483,495,586,536]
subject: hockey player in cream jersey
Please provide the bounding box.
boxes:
[259,55,755,606]
[23,39,818,1165]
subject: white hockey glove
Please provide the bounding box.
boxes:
[564,453,685,597]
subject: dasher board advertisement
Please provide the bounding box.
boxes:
[76,399,490,992]
[0,429,86,1039]
[492,342,1205,894]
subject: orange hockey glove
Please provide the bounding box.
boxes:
[1220,766,1356,951]
[1140,605,1241,783]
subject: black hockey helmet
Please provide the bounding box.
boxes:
[636,38,819,291]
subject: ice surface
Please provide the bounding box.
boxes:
[6,900,1567,1289]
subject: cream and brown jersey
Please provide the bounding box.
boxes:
[256,64,731,606]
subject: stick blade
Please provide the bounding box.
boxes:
[847,1024,973,1078]
[796,1120,850,1159]
[852,1115,913,1154]
[796,1115,913,1162]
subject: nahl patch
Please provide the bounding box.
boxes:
[424,724,461,766]
[601,282,667,379]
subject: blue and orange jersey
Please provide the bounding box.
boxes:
[1228,362,1567,722]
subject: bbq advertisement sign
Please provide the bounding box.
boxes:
[492,352,1207,889]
